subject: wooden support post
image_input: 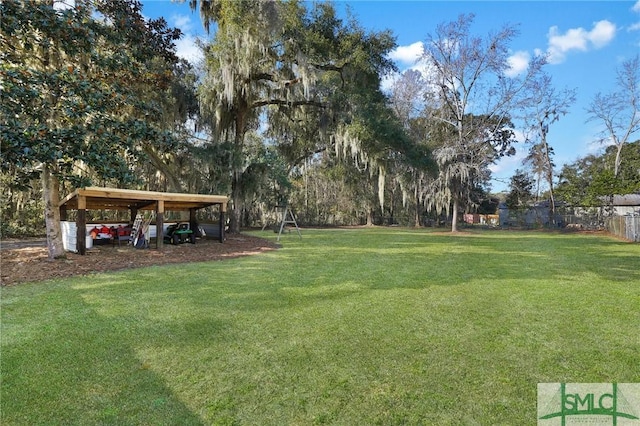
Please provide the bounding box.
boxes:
[77,196,86,255]
[60,206,67,221]
[189,208,197,237]
[156,200,164,251]
[219,203,226,243]
[130,207,138,224]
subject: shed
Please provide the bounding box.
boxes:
[612,193,640,216]
[59,186,228,255]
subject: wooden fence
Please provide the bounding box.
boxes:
[605,215,640,242]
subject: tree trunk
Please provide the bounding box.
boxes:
[542,139,556,226]
[614,142,623,178]
[451,198,459,232]
[143,144,184,192]
[227,109,248,234]
[42,164,65,259]
[547,173,556,225]
[607,143,623,218]
[414,180,421,227]
[228,170,243,234]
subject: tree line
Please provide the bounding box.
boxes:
[507,140,640,206]
[2,0,638,258]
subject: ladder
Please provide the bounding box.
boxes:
[134,217,152,249]
[129,214,143,246]
[276,206,301,242]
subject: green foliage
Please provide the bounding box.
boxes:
[470,185,500,214]
[0,0,182,186]
[1,0,197,242]
[263,147,293,204]
[194,0,412,230]
[0,200,43,238]
[506,169,534,209]
[0,174,44,237]
[557,140,640,206]
[586,55,640,177]
[3,229,639,424]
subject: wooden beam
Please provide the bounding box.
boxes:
[58,187,81,208]
[59,187,228,215]
[73,187,228,205]
[131,200,157,210]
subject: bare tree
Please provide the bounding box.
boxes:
[420,14,545,231]
[390,70,427,126]
[586,55,640,178]
[522,72,576,223]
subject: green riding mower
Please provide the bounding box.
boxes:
[164,222,196,245]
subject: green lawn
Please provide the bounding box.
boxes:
[2,228,639,425]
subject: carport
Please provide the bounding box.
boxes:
[59,186,228,255]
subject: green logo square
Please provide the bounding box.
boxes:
[538,383,640,425]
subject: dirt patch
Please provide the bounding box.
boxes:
[1,235,279,286]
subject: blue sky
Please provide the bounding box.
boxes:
[141,1,640,192]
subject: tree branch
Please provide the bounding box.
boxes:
[290,146,328,169]
[250,98,326,109]
[245,73,275,83]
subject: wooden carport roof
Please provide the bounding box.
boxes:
[59,186,228,212]
[59,187,228,255]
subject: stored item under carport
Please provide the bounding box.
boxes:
[164,223,196,245]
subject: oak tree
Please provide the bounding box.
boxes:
[193,0,398,232]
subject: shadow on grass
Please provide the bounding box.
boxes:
[1,288,205,425]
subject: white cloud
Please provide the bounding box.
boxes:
[505,51,530,77]
[172,14,194,33]
[175,34,203,64]
[388,41,424,67]
[53,0,74,10]
[630,1,640,32]
[546,20,616,64]
[381,63,430,93]
[170,14,203,64]
[547,27,589,63]
[584,137,612,156]
[588,20,617,47]
[383,41,437,93]
[380,72,399,93]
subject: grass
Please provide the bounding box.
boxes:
[1,228,639,425]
